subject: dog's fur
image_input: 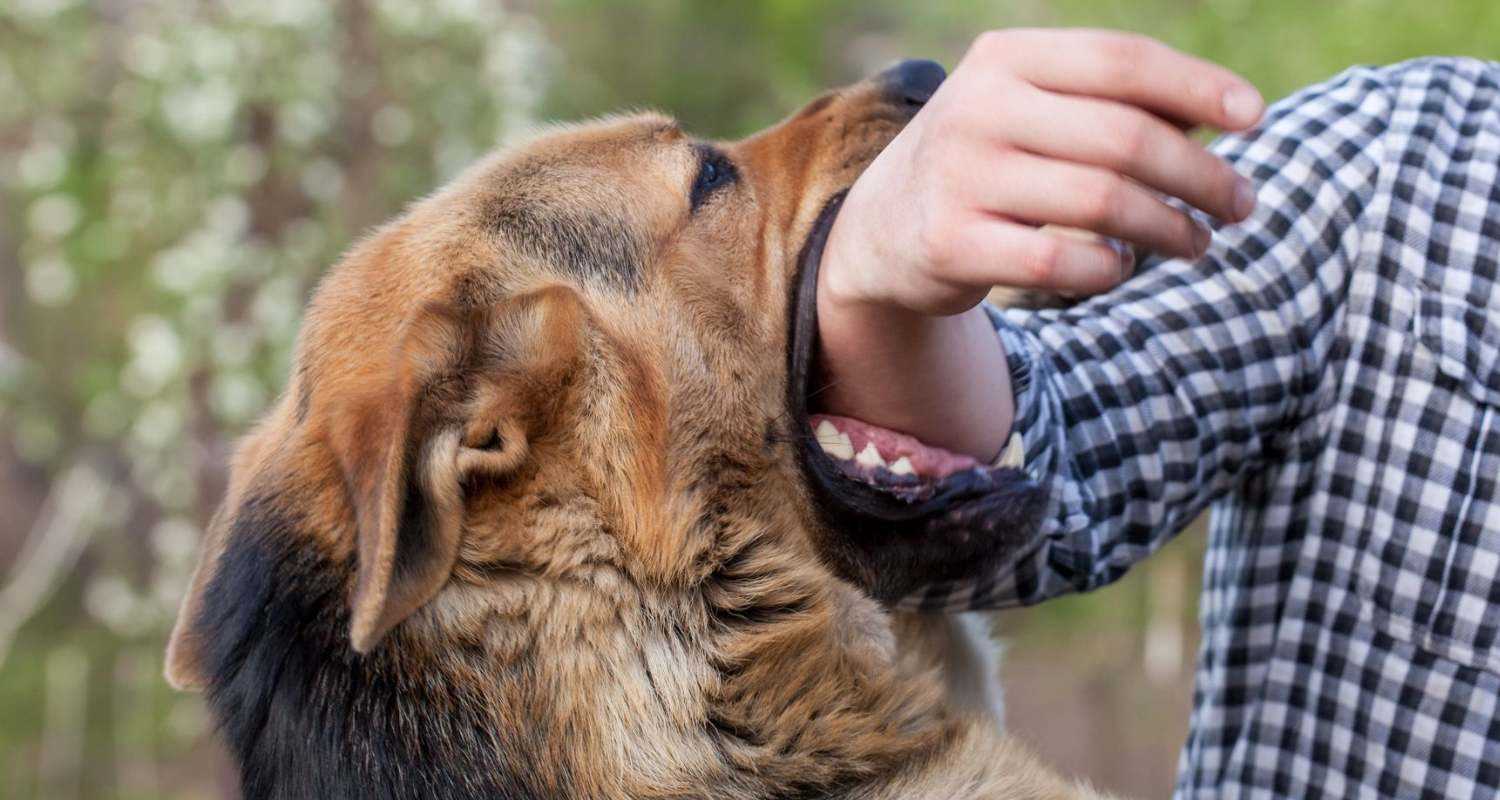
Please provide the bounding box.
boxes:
[165,69,1105,799]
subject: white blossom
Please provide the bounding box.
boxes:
[16,139,67,187]
[24,255,77,306]
[123,316,184,396]
[162,80,239,142]
[27,194,80,239]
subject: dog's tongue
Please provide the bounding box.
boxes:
[808,413,980,479]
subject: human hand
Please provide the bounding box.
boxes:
[816,30,1265,459]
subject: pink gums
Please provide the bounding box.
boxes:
[809,413,980,479]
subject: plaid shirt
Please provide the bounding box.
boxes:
[914,58,1500,798]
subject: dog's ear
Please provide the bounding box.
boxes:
[338,286,586,652]
[164,287,587,686]
[337,302,471,653]
[164,500,244,691]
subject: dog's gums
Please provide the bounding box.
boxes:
[809,411,1024,482]
[782,194,1046,603]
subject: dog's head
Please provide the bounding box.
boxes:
[166,59,1039,691]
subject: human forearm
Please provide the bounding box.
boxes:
[905,63,1383,610]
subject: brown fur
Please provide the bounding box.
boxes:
[166,70,1109,799]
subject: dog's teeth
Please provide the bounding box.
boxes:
[815,420,841,448]
[889,456,914,475]
[815,420,855,459]
[995,431,1025,469]
[855,443,886,469]
[829,432,855,460]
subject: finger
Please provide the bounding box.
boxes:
[1040,225,1132,262]
[980,29,1264,131]
[939,216,1130,295]
[974,150,1209,258]
[995,89,1254,221]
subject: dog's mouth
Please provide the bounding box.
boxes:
[785,194,1046,603]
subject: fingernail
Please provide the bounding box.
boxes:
[1192,224,1212,257]
[1119,245,1135,279]
[1222,86,1264,128]
[1233,176,1257,220]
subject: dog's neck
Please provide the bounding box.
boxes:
[196,497,571,799]
[197,461,958,799]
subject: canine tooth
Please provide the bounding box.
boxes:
[855,443,886,469]
[889,456,914,475]
[995,432,1025,469]
[815,420,854,459]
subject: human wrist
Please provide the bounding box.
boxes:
[813,223,1014,459]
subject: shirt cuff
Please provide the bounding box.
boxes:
[979,302,1099,602]
[981,302,1055,486]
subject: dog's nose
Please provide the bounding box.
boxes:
[879,59,946,106]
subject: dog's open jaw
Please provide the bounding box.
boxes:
[807,412,1024,494]
[784,195,1046,602]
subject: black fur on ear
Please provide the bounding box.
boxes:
[170,489,557,799]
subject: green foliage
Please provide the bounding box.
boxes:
[1036,0,1500,103]
[530,0,989,135]
[533,0,1500,138]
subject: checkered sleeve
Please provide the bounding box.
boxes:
[909,64,1404,611]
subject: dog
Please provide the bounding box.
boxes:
[165,59,1105,799]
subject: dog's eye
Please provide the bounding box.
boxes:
[690,146,736,212]
[699,160,723,189]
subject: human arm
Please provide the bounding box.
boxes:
[907,69,1390,608]
[816,34,1396,608]
[816,28,1264,461]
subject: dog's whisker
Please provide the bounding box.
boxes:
[804,376,845,401]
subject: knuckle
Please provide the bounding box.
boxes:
[1093,32,1151,82]
[1081,177,1128,228]
[970,28,1044,66]
[1112,117,1154,165]
[916,215,957,272]
[1101,31,1152,62]
[987,148,1023,177]
[1022,236,1061,285]
[908,122,941,158]
[971,30,1010,59]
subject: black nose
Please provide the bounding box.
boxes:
[879,59,946,106]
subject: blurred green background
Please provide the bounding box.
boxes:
[1,1,1495,797]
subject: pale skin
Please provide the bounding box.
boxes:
[816,29,1267,460]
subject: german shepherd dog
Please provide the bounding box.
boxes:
[166,60,1106,799]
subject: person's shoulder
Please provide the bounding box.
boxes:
[1273,58,1497,120]
[1234,57,1498,172]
